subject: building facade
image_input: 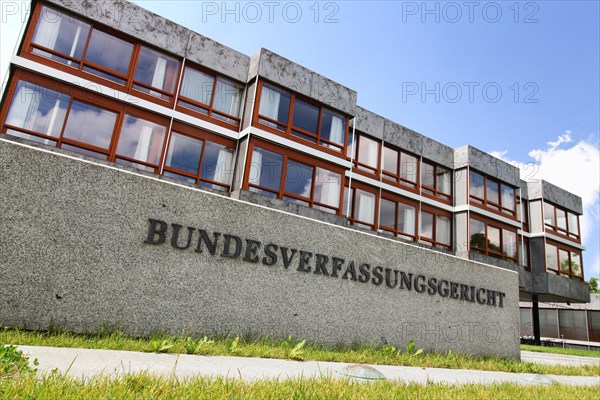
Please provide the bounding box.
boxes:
[0,0,590,353]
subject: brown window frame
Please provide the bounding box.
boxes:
[469,169,517,219]
[343,180,380,230]
[378,192,419,241]
[419,204,453,250]
[1,70,172,173]
[21,3,184,108]
[421,160,452,204]
[544,240,584,280]
[469,214,519,262]
[243,138,345,214]
[162,121,237,191]
[517,196,529,232]
[543,201,581,242]
[253,79,350,157]
[381,143,420,192]
[349,131,382,178]
[175,62,243,130]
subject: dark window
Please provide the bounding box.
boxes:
[469,170,516,216]
[62,101,118,150]
[421,161,451,200]
[83,29,134,83]
[470,217,518,262]
[133,46,180,99]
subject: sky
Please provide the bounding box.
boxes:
[0,0,598,280]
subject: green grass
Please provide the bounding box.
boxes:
[1,328,598,377]
[1,373,598,399]
[521,344,600,359]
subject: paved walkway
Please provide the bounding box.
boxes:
[521,350,599,367]
[16,345,600,386]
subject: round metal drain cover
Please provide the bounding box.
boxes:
[337,364,386,380]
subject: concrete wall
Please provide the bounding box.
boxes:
[250,49,357,116]
[527,181,583,215]
[454,146,521,187]
[0,139,520,358]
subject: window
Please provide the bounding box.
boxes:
[419,208,452,249]
[115,114,166,169]
[83,29,134,84]
[353,133,380,174]
[378,196,417,240]
[62,101,118,152]
[545,241,583,279]
[543,201,580,241]
[246,142,343,213]
[519,237,530,269]
[25,4,188,106]
[421,161,451,200]
[162,127,235,191]
[178,66,243,127]
[133,46,180,100]
[470,217,518,262]
[382,144,418,189]
[469,170,516,216]
[517,197,529,231]
[256,81,347,153]
[30,6,90,67]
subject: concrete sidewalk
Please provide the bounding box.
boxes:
[521,350,599,367]
[16,345,600,386]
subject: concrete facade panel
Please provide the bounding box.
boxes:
[0,140,520,358]
[353,106,384,140]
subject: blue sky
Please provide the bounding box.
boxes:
[1,1,598,279]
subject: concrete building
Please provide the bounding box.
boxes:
[0,0,590,357]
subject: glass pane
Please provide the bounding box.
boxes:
[568,213,579,235]
[6,129,57,145]
[544,202,555,226]
[487,226,501,253]
[379,198,396,229]
[32,6,90,63]
[520,240,529,267]
[421,162,434,188]
[469,171,484,199]
[165,132,203,174]
[354,189,375,225]
[400,153,418,183]
[248,147,283,192]
[61,143,106,159]
[164,171,196,184]
[571,253,582,277]
[559,249,570,273]
[292,99,319,134]
[258,83,291,127]
[180,67,214,105]
[346,131,356,158]
[84,29,133,77]
[134,46,180,95]
[213,77,243,117]
[320,109,345,146]
[539,309,559,338]
[343,187,352,217]
[357,135,379,170]
[486,179,499,204]
[469,218,486,250]
[200,141,234,185]
[63,101,117,149]
[545,243,558,270]
[314,168,341,208]
[502,230,517,259]
[284,159,313,198]
[559,310,588,341]
[436,216,451,245]
[398,203,416,236]
[556,208,567,230]
[116,115,166,165]
[5,81,70,137]
[382,146,398,175]
[419,211,434,239]
[436,167,451,195]
[502,185,515,211]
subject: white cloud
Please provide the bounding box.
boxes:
[492,132,600,279]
